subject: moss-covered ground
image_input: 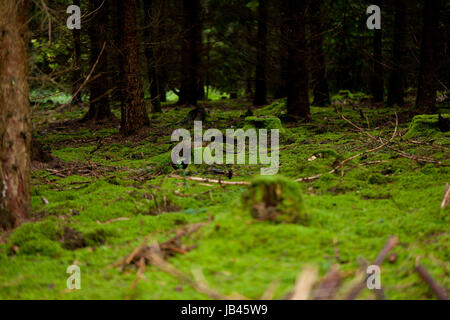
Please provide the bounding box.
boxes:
[0,97,449,300]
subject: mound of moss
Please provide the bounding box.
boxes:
[242,175,307,224]
[243,116,284,132]
[404,114,450,139]
[9,217,63,256]
[254,99,286,117]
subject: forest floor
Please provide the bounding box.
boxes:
[0,94,449,299]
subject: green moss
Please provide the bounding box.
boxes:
[367,173,391,185]
[243,116,284,132]
[9,218,63,256]
[2,98,449,299]
[242,175,307,224]
[404,114,450,139]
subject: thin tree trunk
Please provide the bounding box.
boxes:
[119,0,150,135]
[0,0,31,230]
[253,0,268,106]
[158,0,167,103]
[180,0,201,106]
[370,1,383,102]
[143,0,162,113]
[284,0,311,120]
[309,0,330,106]
[71,0,82,105]
[387,0,406,107]
[415,0,441,113]
[84,0,111,121]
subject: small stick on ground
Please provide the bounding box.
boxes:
[415,262,449,300]
[345,236,398,300]
[312,264,341,300]
[290,265,318,300]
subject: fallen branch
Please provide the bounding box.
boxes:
[441,183,450,210]
[345,236,398,300]
[415,262,449,300]
[170,174,250,185]
[312,264,341,300]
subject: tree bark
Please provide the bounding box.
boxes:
[119,0,150,135]
[253,0,268,106]
[71,0,82,105]
[180,0,202,106]
[143,0,162,113]
[0,0,31,230]
[309,0,330,106]
[415,0,441,113]
[84,0,111,121]
[387,0,406,107]
[284,0,311,120]
[370,1,384,102]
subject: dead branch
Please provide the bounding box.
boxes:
[345,236,398,300]
[415,263,449,300]
[312,264,341,300]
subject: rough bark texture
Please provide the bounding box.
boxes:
[119,0,150,135]
[253,0,268,106]
[370,1,383,102]
[84,0,111,121]
[309,0,330,106]
[71,0,82,105]
[180,0,202,106]
[415,0,441,113]
[284,0,311,120]
[143,0,162,113]
[387,0,406,107]
[0,0,31,230]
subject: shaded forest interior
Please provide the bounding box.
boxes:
[0,0,449,300]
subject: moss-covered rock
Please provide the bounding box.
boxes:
[242,175,307,224]
[243,116,284,132]
[404,114,450,139]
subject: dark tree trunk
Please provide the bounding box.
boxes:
[158,0,168,103]
[415,0,441,113]
[253,0,268,106]
[143,0,162,113]
[180,0,202,106]
[71,0,82,105]
[119,0,150,135]
[387,0,406,107]
[84,0,111,121]
[370,1,383,102]
[108,0,122,105]
[284,0,311,120]
[309,0,330,106]
[0,0,31,230]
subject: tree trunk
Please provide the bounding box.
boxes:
[0,0,31,230]
[415,0,441,113]
[71,0,82,105]
[387,0,406,107]
[370,1,383,102]
[84,0,111,121]
[180,0,202,106]
[253,0,268,106]
[284,0,311,120]
[119,0,150,135]
[309,0,330,106]
[143,0,162,113]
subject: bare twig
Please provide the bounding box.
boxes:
[415,262,449,300]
